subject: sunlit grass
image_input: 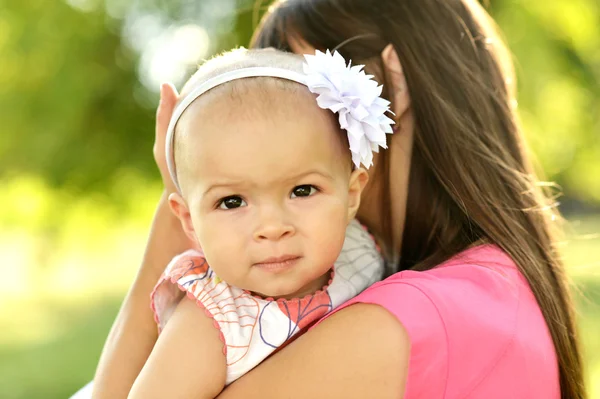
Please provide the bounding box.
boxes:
[0,177,599,398]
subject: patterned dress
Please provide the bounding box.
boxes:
[151,219,384,384]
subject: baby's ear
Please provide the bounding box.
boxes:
[347,168,369,221]
[168,192,200,245]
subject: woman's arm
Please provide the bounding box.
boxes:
[92,84,193,398]
[218,304,410,399]
[128,297,227,399]
[92,192,195,398]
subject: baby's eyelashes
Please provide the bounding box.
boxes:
[215,185,320,210]
[218,196,247,210]
[291,185,319,198]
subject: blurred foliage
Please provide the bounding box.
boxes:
[490,0,600,204]
[0,0,598,202]
[0,0,156,190]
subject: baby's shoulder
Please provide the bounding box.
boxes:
[341,219,382,261]
[163,249,212,283]
[344,218,378,245]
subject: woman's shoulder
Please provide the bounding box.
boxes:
[316,244,559,398]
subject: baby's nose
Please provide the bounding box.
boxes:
[253,207,295,241]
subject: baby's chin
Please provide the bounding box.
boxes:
[248,271,332,300]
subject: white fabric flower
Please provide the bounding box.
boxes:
[303,50,396,169]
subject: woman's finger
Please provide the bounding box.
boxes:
[154,83,180,190]
[154,83,179,159]
[156,83,179,142]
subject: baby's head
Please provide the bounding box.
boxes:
[169,48,370,299]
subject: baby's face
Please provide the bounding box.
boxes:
[176,82,359,298]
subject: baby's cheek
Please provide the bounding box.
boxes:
[198,229,245,280]
[311,206,347,261]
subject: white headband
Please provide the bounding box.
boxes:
[166,50,395,193]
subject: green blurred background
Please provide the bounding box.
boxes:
[0,0,598,397]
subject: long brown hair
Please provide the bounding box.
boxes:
[252,0,585,397]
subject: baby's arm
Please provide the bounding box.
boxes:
[128,297,227,399]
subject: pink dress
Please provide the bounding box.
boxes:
[313,244,560,398]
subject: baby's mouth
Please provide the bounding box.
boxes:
[253,255,302,272]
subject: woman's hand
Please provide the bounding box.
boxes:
[154,83,179,193]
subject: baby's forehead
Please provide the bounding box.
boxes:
[178,78,334,151]
[175,82,352,192]
[186,109,350,188]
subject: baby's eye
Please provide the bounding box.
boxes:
[218,196,247,210]
[291,185,318,198]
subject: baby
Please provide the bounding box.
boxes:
[128,48,394,398]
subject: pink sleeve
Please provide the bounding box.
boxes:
[310,245,560,398]
[312,281,449,398]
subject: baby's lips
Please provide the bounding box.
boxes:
[254,254,301,265]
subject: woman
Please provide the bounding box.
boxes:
[90,0,585,397]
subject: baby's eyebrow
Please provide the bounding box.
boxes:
[201,169,334,197]
[202,182,246,197]
[285,169,334,182]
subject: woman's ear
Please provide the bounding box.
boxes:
[168,192,200,246]
[381,44,410,119]
[347,168,370,221]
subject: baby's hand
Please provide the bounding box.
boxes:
[154,83,179,193]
